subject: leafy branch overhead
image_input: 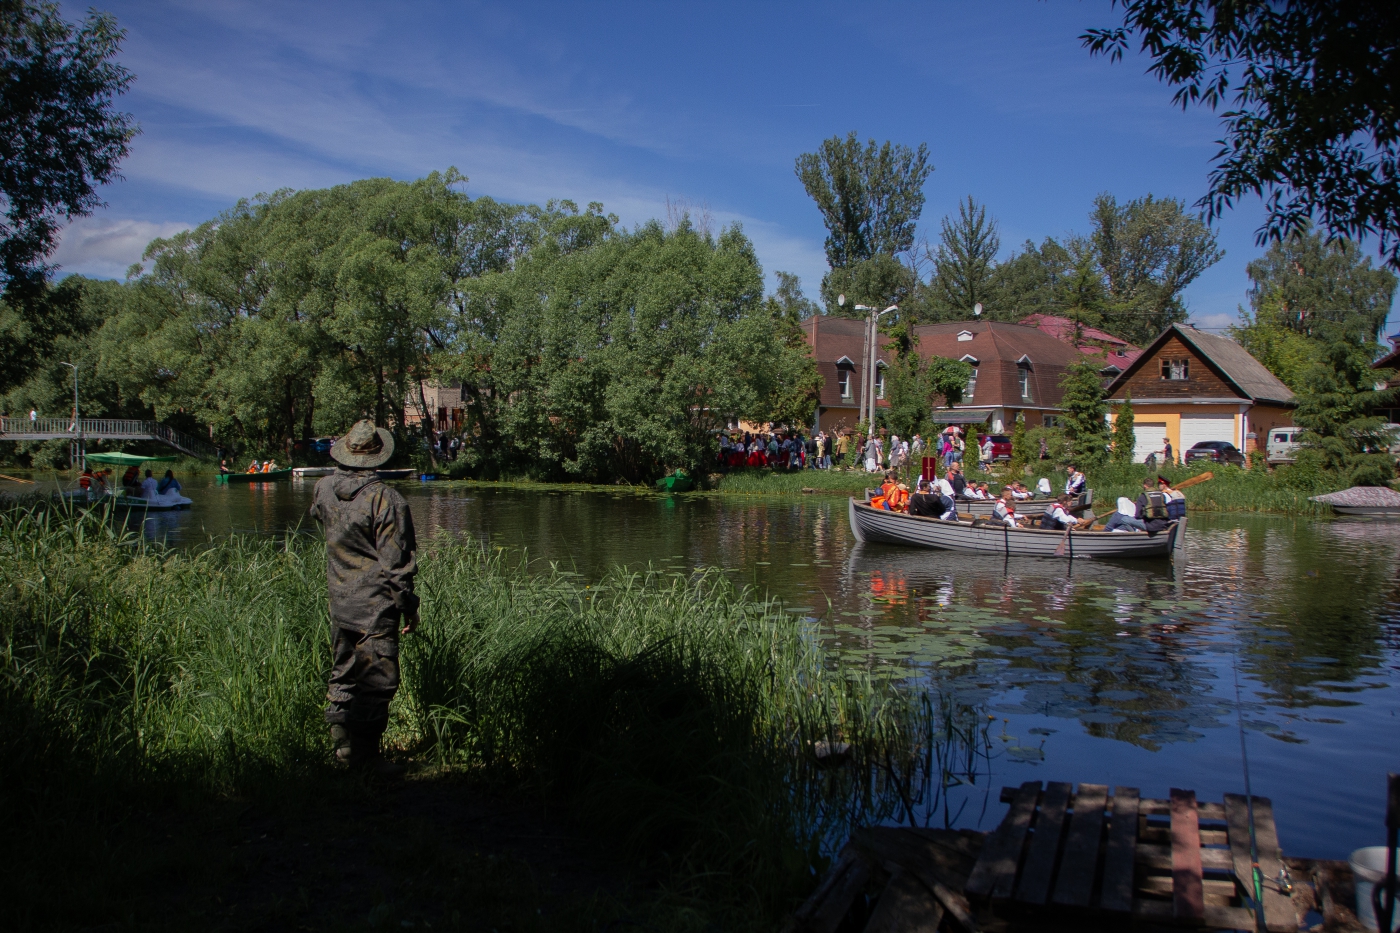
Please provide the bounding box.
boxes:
[1084,0,1400,267]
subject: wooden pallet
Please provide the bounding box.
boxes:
[965,781,1297,931]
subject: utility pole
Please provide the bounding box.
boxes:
[60,361,81,469]
[855,304,898,429]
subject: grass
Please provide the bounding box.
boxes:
[0,500,988,931]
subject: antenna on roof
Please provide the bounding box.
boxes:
[973,302,983,317]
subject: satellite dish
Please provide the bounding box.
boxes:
[973,303,983,317]
[837,294,846,307]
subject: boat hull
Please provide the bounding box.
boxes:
[847,498,1177,559]
[292,466,335,478]
[218,469,293,484]
[1331,505,1400,516]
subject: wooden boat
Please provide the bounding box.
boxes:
[217,468,293,485]
[656,470,695,493]
[1310,486,1400,516]
[847,498,1179,559]
[292,466,335,478]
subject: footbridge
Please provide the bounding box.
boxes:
[0,418,218,460]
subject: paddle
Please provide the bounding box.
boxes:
[1172,471,1213,489]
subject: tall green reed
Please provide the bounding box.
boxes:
[0,502,987,924]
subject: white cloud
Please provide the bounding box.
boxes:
[52,217,193,280]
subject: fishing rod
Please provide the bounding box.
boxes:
[1230,643,1267,933]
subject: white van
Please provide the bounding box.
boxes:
[1266,426,1302,464]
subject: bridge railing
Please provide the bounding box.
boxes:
[0,417,218,460]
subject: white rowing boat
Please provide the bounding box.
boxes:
[292,466,335,478]
[847,498,1180,559]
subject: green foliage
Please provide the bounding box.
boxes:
[1008,415,1029,474]
[1292,320,1400,485]
[0,1,136,295]
[1059,359,1109,466]
[881,325,971,441]
[794,132,932,269]
[0,505,966,929]
[1085,1,1400,267]
[1111,392,1135,465]
[927,196,1000,317]
[1088,193,1224,344]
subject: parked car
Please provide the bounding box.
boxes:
[1184,440,1246,466]
[1266,426,1302,464]
[975,434,1013,461]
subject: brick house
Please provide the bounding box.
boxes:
[1104,324,1294,462]
[800,316,1086,434]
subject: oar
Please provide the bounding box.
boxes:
[0,472,35,484]
[1173,471,1213,489]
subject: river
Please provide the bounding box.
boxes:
[71,476,1400,859]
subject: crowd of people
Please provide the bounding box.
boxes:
[715,424,985,474]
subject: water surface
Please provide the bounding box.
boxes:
[79,477,1400,857]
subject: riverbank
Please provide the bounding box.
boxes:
[0,503,978,932]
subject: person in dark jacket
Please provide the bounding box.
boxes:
[1133,476,1172,534]
[308,420,418,773]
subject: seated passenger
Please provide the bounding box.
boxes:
[157,469,182,496]
[1039,495,1077,530]
[908,479,938,517]
[1036,477,1053,497]
[1103,496,1146,533]
[247,459,260,472]
[1010,482,1032,501]
[888,482,910,512]
[139,469,159,501]
[992,496,1021,527]
[1158,476,1187,520]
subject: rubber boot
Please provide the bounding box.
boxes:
[330,723,353,766]
[350,721,404,777]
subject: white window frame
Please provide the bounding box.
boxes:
[1161,358,1190,380]
[966,367,978,399]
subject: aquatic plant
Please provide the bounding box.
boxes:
[0,502,983,929]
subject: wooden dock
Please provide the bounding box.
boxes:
[795,780,1376,932]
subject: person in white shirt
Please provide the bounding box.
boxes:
[1041,496,1076,529]
[139,469,160,501]
[1064,465,1086,497]
[992,496,1020,527]
[1036,477,1053,496]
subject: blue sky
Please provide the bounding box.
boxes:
[52,0,1398,335]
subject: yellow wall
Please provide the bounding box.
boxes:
[1108,400,1276,456]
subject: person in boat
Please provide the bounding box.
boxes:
[121,465,140,491]
[78,467,94,493]
[1064,465,1086,498]
[1106,477,1171,534]
[947,465,967,499]
[158,469,182,496]
[1008,481,1032,501]
[1036,477,1053,497]
[1040,495,1078,530]
[888,482,910,512]
[247,459,260,473]
[908,478,938,517]
[219,459,230,475]
[992,495,1023,527]
[139,469,160,501]
[309,419,417,774]
[1103,496,1147,533]
[1158,476,1187,520]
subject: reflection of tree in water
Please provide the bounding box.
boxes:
[1229,518,1400,709]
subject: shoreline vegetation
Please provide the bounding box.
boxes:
[1,502,991,931]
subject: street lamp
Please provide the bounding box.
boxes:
[59,362,80,468]
[854,304,897,429]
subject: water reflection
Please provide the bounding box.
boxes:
[97,477,1400,857]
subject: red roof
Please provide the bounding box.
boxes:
[1019,313,1142,369]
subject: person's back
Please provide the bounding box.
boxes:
[1135,484,1171,533]
[309,420,418,772]
[140,471,159,500]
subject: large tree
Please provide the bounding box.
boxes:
[1,1,136,296]
[1084,1,1400,268]
[1089,193,1223,343]
[927,196,1001,319]
[794,132,931,310]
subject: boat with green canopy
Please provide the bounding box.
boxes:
[80,452,193,511]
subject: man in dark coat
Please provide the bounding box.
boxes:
[308,419,418,772]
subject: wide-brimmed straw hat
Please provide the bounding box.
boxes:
[331,419,394,468]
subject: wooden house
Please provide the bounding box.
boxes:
[1104,324,1294,462]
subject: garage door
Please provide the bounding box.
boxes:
[1133,423,1168,462]
[1180,415,1236,450]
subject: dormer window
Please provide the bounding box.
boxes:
[957,330,973,342]
[966,367,978,399]
[835,356,856,399]
[1017,357,1033,400]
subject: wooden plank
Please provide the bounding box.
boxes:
[862,866,944,933]
[1134,897,1257,930]
[1135,841,1234,872]
[1137,875,1242,899]
[1224,792,1262,918]
[1250,796,1297,933]
[966,780,1042,900]
[1015,781,1073,905]
[1140,797,1228,820]
[1052,783,1108,907]
[847,828,979,931]
[1100,786,1139,912]
[793,845,873,933]
[1170,788,1205,922]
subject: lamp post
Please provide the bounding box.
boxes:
[854,304,898,429]
[60,361,81,469]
